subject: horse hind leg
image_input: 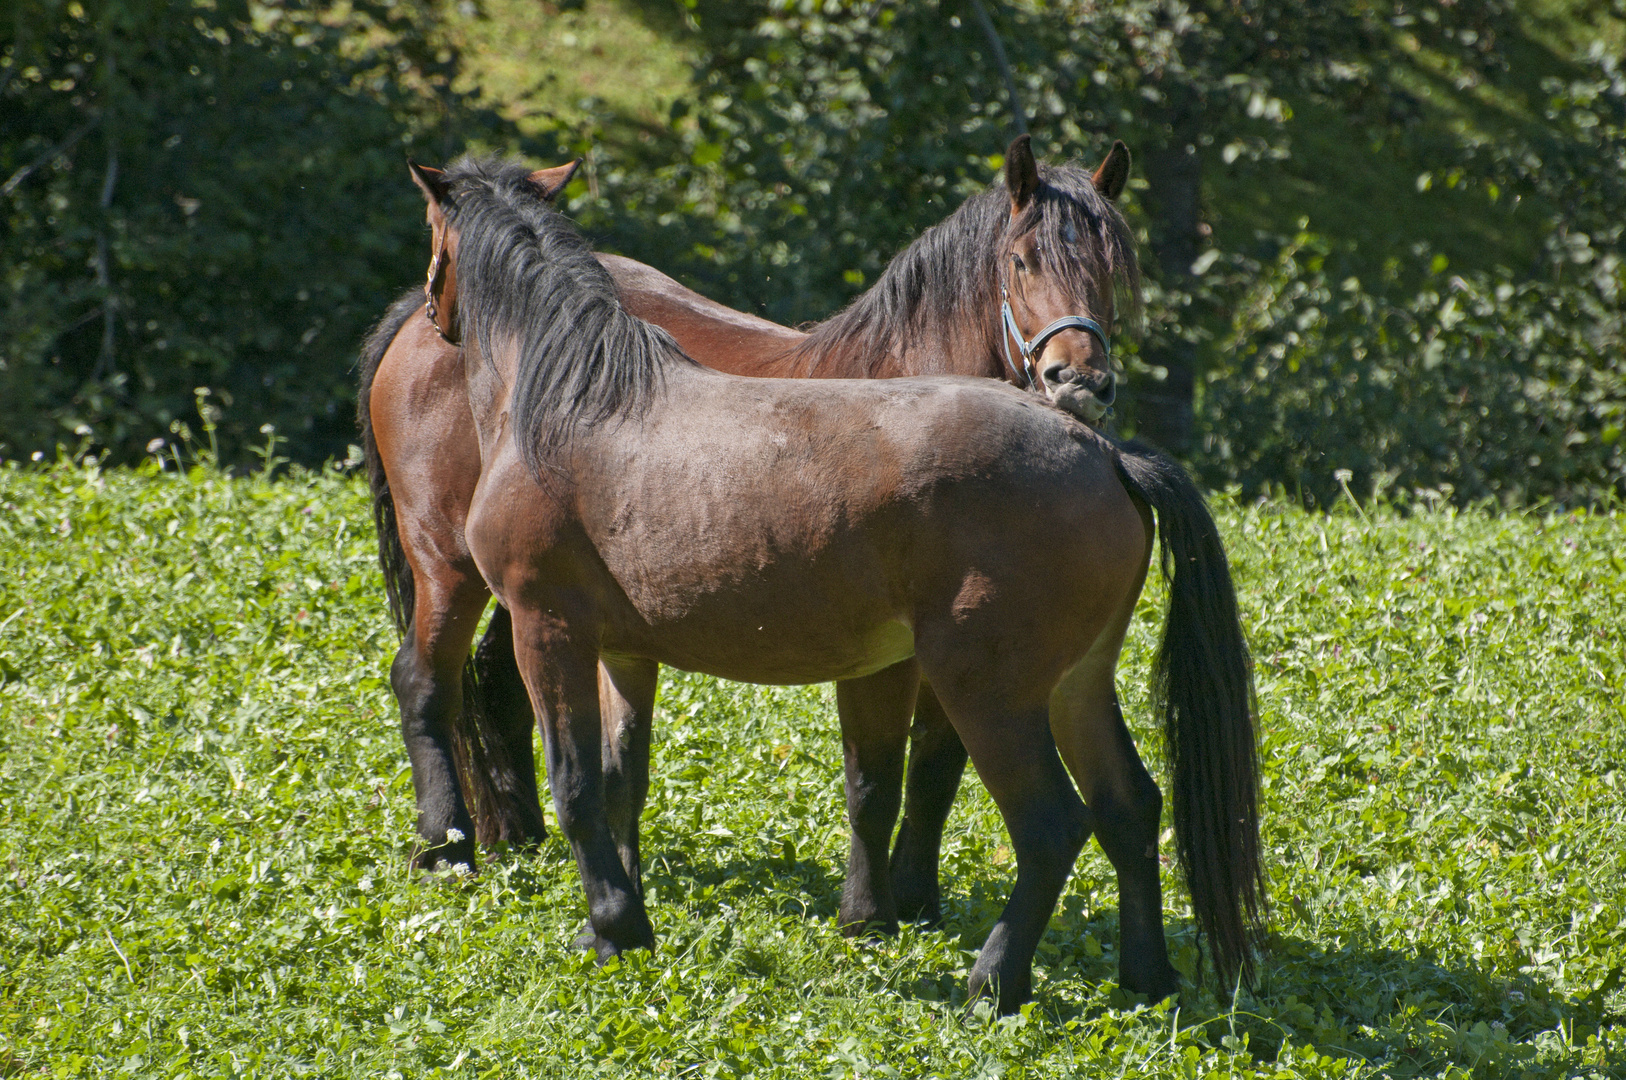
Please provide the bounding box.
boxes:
[1046,488,1179,1000]
[889,681,968,925]
[922,663,1090,1013]
[391,574,490,871]
[835,658,918,936]
[1051,659,1179,1000]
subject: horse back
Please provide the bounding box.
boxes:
[465,368,1144,686]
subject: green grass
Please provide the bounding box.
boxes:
[1,455,1623,1078]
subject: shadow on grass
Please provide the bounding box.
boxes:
[1041,895,1613,1076]
[641,845,844,924]
[865,868,1615,1076]
[478,840,1617,1076]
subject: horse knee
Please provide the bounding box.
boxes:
[549,780,604,846]
[1118,772,1161,833]
[1092,774,1162,865]
[1013,797,1090,871]
[1128,773,1163,834]
[392,645,438,725]
[1056,799,1092,857]
[391,637,446,701]
[848,772,904,830]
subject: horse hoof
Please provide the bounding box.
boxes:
[964,973,1031,1017]
[571,911,655,961]
[573,931,649,965]
[1120,964,1181,1003]
[570,924,622,963]
[894,894,943,928]
[490,812,548,851]
[413,837,477,875]
[839,917,900,941]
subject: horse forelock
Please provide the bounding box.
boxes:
[438,155,688,476]
[792,159,1141,377]
[1021,161,1142,328]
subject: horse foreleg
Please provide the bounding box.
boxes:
[834,658,917,936]
[391,577,489,871]
[889,681,968,925]
[1050,660,1179,1001]
[510,611,653,960]
[598,655,658,896]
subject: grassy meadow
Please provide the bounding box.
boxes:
[0,452,1622,1078]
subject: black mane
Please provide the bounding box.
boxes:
[439,156,690,475]
[792,161,1141,377]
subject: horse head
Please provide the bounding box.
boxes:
[997,134,1133,426]
[407,158,582,347]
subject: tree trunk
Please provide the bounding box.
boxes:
[1135,103,1203,456]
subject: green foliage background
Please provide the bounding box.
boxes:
[0,0,512,463]
[2,457,1622,1076]
[3,0,1624,500]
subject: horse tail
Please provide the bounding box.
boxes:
[358,288,424,639]
[1112,441,1264,991]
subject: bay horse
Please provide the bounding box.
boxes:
[360,137,1137,929]
[404,156,1262,1011]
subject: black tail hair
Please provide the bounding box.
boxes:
[356,289,546,847]
[1113,441,1264,991]
[358,288,422,638]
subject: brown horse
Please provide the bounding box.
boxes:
[360,137,1136,927]
[404,155,1261,1012]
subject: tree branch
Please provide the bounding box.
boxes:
[0,115,102,198]
[965,0,1028,138]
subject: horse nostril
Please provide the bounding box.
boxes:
[1072,367,1111,395]
[1042,363,1075,386]
[1098,373,1117,406]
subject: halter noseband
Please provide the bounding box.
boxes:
[999,283,1111,390]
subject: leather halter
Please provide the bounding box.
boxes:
[423,232,458,345]
[999,279,1111,390]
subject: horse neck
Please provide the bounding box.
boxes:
[460,334,518,459]
[886,311,1006,380]
[787,285,1007,381]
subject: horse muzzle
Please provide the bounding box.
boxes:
[1040,362,1116,424]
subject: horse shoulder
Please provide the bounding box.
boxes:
[463,445,581,603]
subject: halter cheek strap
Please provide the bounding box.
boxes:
[424,237,458,345]
[999,284,1111,390]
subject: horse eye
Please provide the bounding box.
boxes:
[1011,253,1026,271]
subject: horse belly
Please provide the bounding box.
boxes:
[595,526,918,685]
[630,613,915,687]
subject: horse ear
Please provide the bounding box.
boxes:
[1004,133,1039,215]
[527,159,583,202]
[408,160,450,207]
[1092,140,1131,201]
